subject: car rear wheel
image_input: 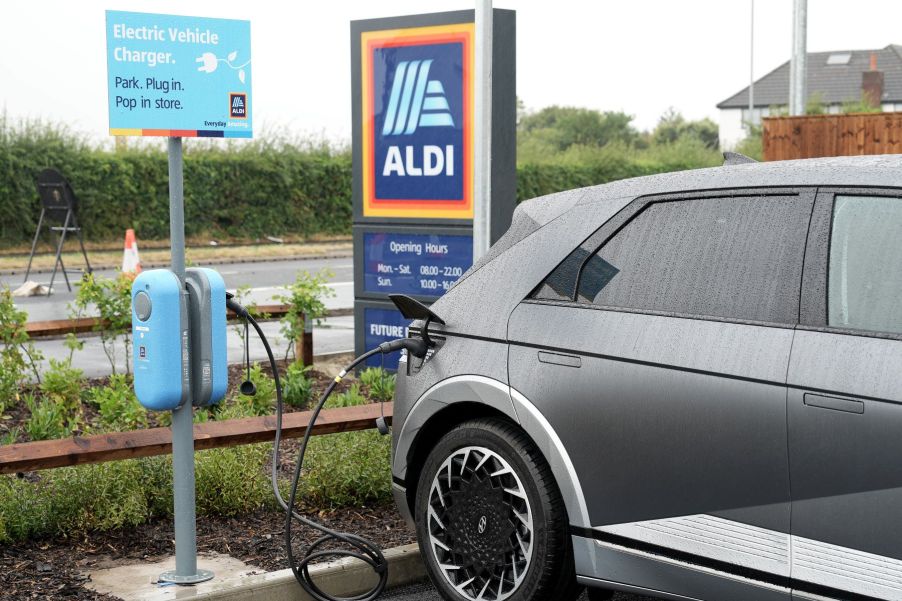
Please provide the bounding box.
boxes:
[414,418,581,601]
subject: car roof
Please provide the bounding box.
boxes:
[575,154,902,207]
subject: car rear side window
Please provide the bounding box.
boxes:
[829,195,902,335]
[535,194,812,324]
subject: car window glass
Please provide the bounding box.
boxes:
[829,195,902,335]
[573,195,811,324]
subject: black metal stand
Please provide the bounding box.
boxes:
[23,169,92,294]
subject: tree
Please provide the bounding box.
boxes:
[652,108,719,150]
[518,106,640,150]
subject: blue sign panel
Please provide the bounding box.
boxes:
[106,10,252,137]
[363,232,472,297]
[364,307,411,370]
[373,42,464,201]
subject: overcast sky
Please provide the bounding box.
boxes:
[3,0,902,144]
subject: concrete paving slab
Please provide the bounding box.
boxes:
[86,552,260,601]
[86,543,425,601]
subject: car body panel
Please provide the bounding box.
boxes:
[508,303,794,579]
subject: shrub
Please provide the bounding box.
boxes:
[0,459,150,542]
[72,273,134,375]
[274,269,335,361]
[195,444,272,516]
[92,374,147,431]
[0,444,275,543]
[359,367,395,403]
[0,286,42,406]
[292,430,392,508]
[39,358,85,418]
[24,393,69,441]
[282,362,313,408]
[327,383,366,408]
[232,363,276,416]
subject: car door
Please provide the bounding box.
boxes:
[508,189,815,597]
[789,190,902,601]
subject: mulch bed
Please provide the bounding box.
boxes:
[0,503,416,600]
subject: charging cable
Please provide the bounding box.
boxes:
[226,293,429,601]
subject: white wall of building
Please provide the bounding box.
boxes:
[719,108,747,150]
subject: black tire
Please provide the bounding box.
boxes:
[414,418,582,601]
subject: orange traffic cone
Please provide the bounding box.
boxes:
[122,229,142,274]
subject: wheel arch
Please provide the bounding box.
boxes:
[394,375,591,529]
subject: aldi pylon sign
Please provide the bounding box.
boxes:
[351,10,516,369]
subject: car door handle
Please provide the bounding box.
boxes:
[803,393,864,414]
[538,351,581,368]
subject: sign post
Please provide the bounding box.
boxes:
[350,10,516,366]
[106,10,252,584]
[473,0,493,262]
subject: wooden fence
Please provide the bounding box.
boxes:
[763,112,902,161]
[0,402,392,474]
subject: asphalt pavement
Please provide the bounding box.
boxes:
[382,580,657,600]
[2,255,356,378]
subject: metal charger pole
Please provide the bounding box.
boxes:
[159,137,213,584]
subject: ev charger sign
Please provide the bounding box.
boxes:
[105,10,252,138]
[351,10,515,369]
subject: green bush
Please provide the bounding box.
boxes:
[0,118,353,245]
[232,363,276,416]
[0,443,276,543]
[24,393,69,441]
[275,269,335,362]
[39,358,85,423]
[282,362,314,408]
[327,383,366,408]
[195,444,272,516]
[73,273,134,375]
[0,459,150,541]
[92,374,147,431]
[292,430,392,508]
[359,367,395,402]
[0,286,42,407]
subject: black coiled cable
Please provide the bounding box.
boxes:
[243,311,389,601]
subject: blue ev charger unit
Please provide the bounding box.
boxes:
[132,269,190,411]
[185,268,227,407]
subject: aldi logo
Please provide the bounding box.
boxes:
[361,23,473,219]
[229,92,247,119]
[382,60,455,136]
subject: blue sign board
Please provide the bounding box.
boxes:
[360,22,473,219]
[373,42,465,202]
[363,307,411,370]
[106,10,252,138]
[363,231,472,297]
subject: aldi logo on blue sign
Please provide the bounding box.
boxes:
[375,44,462,199]
[361,24,473,219]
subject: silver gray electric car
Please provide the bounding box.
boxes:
[390,154,902,601]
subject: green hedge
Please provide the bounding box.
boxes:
[0,124,718,246]
[0,137,353,245]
